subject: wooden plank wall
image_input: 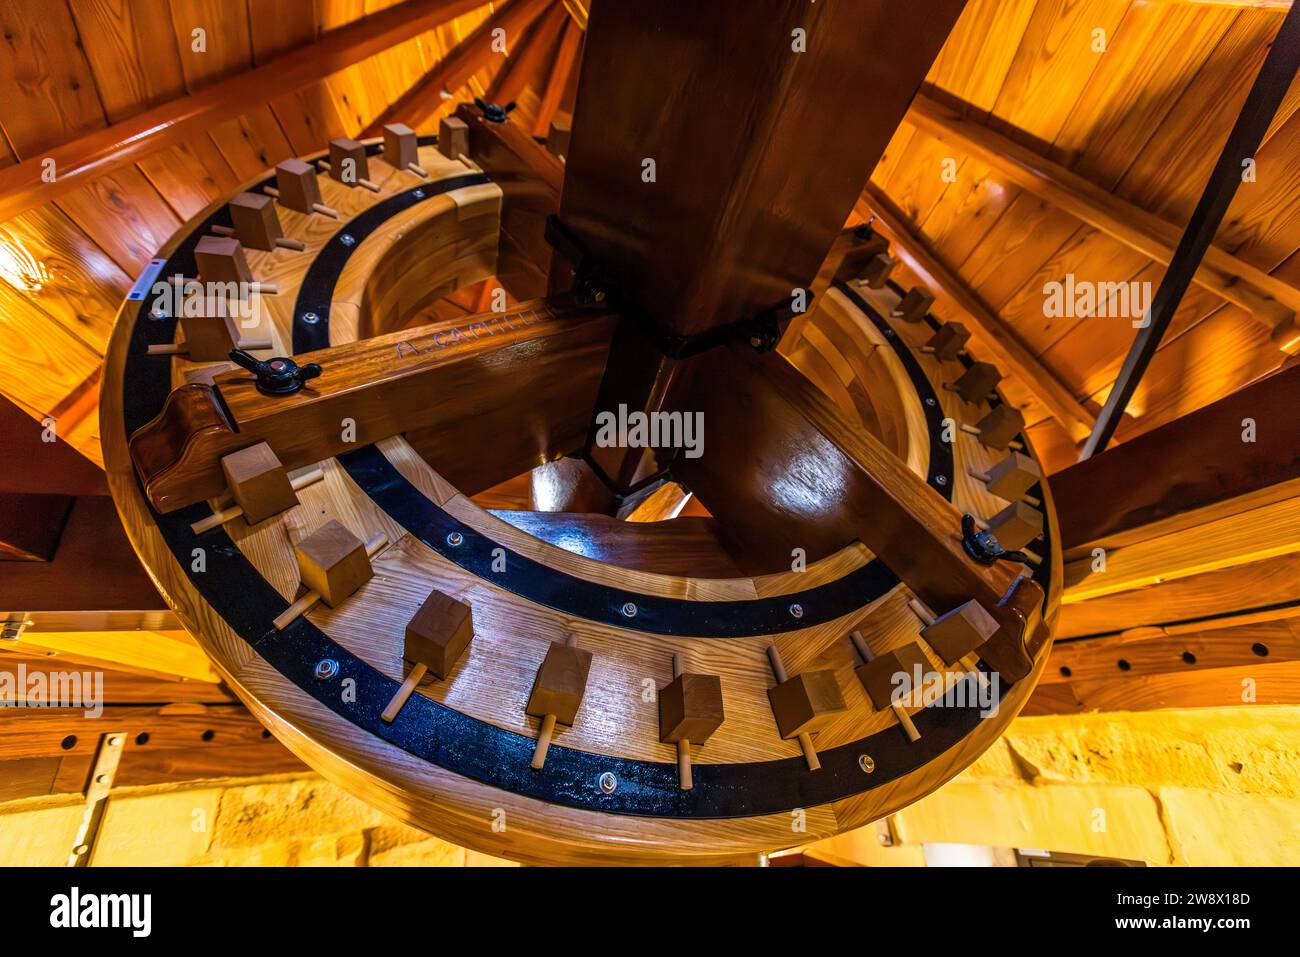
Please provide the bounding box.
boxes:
[0,0,505,465]
[870,0,1300,472]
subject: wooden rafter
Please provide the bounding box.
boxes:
[487,2,570,107]
[361,0,552,137]
[857,185,1097,442]
[0,0,490,223]
[531,17,583,137]
[907,91,1300,333]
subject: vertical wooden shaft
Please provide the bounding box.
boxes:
[382,662,428,723]
[532,713,557,770]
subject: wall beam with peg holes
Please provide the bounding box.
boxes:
[659,653,724,791]
[850,630,923,742]
[527,636,591,770]
[765,645,844,771]
[274,523,387,630]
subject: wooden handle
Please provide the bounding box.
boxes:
[797,733,820,771]
[531,713,557,770]
[676,739,692,791]
[263,186,281,199]
[960,654,991,691]
[849,629,872,663]
[235,338,273,351]
[892,702,921,742]
[276,237,306,251]
[407,162,429,178]
[311,202,340,219]
[211,224,234,236]
[907,598,937,628]
[765,645,788,683]
[381,662,428,723]
[146,343,183,356]
[272,589,320,631]
[364,533,388,557]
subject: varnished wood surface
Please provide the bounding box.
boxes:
[100,149,1060,863]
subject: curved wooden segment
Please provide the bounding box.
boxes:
[676,339,1046,681]
[130,297,616,512]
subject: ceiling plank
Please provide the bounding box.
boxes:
[908,90,1300,331]
[487,2,569,108]
[857,184,1096,441]
[0,0,490,223]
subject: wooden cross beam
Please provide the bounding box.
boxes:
[128,297,615,513]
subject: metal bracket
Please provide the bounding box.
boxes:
[1,614,32,642]
[961,514,1031,566]
[68,732,126,867]
[544,215,809,358]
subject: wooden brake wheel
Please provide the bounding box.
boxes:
[102,3,1061,866]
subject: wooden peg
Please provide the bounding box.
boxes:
[850,630,923,742]
[381,663,427,723]
[923,322,970,360]
[861,252,896,288]
[327,138,381,191]
[546,116,571,159]
[273,159,339,217]
[659,652,724,792]
[438,116,470,161]
[405,589,474,679]
[527,634,591,770]
[382,123,425,176]
[891,286,934,323]
[969,450,1042,501]
[227,191,304,251]
[987,499,1044,551]
[962,405,1026,451]
[273,530,386,630]
[190,466,323,534]
[945,361,1002,403]
[765,645,844,771]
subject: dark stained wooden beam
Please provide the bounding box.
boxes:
[674,343,1052,682]
[362,0,552,137]
[0,0,491,222]
[1080,1,1300,457]
[1054,364,1300,551]
[129,298,615,511]
[557,0,967,341]
[453,102,564,299]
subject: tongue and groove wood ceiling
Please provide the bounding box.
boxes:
[0,0,1295,475]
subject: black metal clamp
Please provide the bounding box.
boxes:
[230,349,322,396]
[960,514,1031,566]
[474,97,517,124]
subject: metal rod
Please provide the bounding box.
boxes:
[1079,1,1300,460]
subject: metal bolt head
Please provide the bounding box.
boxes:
[412,189,425,199]
[300,311,320,325]
[935,474,948,486]
[598,771,617,794]
[314,658,339,680]
[339,233,356,247]
[621,602,637,618]
[106,735,123,748]
[95,773,110,785]
[859,754,875,774]
[74,844,89,856]
[788,603,804,619]
[925,397,936,407]
[446,531,464,547]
